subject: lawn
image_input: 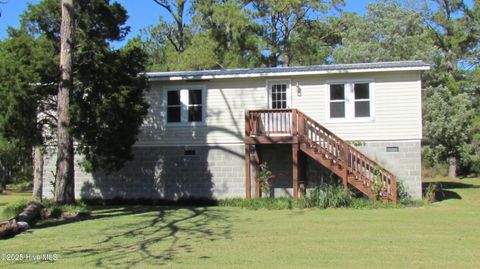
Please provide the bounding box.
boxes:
[0,177,479,269]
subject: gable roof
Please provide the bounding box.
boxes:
[146,61,430,81]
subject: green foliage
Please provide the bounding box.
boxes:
[1,198,90,221]
[372,166,384,200]
[304,184,352,208]
[144,0,343,70]
[258,162,274,197]
[423,182,442,204]
[423,86,475,169]
[334,1,435,64]
[42,199,89,218]
[1,198,29,219]
[14,0,150,173]
[218,197,306,210]
[396,181,411,201]
[8,181,33,193]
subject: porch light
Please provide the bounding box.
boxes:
[295,82,302,96]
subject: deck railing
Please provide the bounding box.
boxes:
[245,108,398,203]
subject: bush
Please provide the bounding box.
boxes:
[219,197,305,210]
[397,181,411,201]
[8,181,33,192]
[1,199,29,219]
[423,182,442,203]
[305,184,353,209]
[41,199,89,218]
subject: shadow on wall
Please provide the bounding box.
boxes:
[80,86,246,202]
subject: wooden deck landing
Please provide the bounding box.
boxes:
[244,109,398,203]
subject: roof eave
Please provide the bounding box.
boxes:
[146,66,430,81]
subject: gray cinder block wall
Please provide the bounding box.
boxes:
[42,140,422,201]
[260,140,422,200]
[42,145,246,200]
[355,140,422,200]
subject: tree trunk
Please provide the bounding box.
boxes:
[448,156,457,178]
[0,201,43,239]
[283,54,290,67]
[32,145,44,201]
[0,162,8,193]
[55,0,75,204]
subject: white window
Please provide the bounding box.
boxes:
[267,80,291,109]
[165,87,204,124]
[327,81,373,121]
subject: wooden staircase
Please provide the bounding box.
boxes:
[244,109,398,203]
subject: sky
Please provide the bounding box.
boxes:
[0,0,374,46]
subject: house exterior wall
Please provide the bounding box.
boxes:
[42,145,246,200]
[259,140,422,200]
[139,70,422,146]
[42,69,424,201]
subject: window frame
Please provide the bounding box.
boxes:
[266,79,292,109]
[325,79,375,123]
[163,85,206,126]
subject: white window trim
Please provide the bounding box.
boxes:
[163,85,207,126]
[266,79,292,109]
[325,79,375,123]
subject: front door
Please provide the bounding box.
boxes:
[266,80,292,135]
[267,80,291,109]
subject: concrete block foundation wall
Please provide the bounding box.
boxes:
[259,140,422,200]
[42,145,246,200]
[42,140,422,201]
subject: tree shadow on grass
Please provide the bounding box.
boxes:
[33,206,162,229]
[58,206,232,268]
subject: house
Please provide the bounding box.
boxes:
[42,61,429,202]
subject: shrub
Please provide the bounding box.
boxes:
[1,199,29,219]
[423,182,442,203]
[219,197,305,210]
[397,181,411,201]
[41,199,89,218]
[304,184,352,209]
[258,162,274,198]
[8,181,33,192]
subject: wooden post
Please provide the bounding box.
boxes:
[245,144,251,200]
[254,145,261,198]
[299,152,307,198]
[292,143,299,199]
[391,175,398,205]
[292,109,298,136]
[245,110,251,137]
[298,111,305,137]
[342,144,349,190]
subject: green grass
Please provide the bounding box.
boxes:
[1,177,479,269]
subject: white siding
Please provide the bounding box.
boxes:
[137,70,423,146]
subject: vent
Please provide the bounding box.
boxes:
[184,150,196,156]
[386,146,399,152]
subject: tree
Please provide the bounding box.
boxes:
[333,2,435,63]
[144,0,343,70]
[6,0,150,203]
[193,0,262,68]
[250,0,344,66]
[152,0,188,52]
[423,86,475,178]
[0,27,57,195]
[55,0,75,204]
[417,0,479,90]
